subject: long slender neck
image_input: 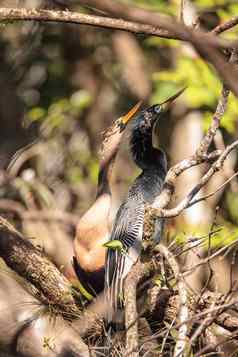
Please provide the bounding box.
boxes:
[96,121,123,198]
[130,121,155,170]
[130,122,167,176]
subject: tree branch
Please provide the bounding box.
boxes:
[151,151,221,212]
[0,216,79,319]
[1,7,238,96]
[187,171,238,208]
[212,16,238,35]
[152,140,238,218]
[195,86,230,158]
[124,261,153,357]
[77,1,238,97]
[0,7,181,40]
[156,244,189,357]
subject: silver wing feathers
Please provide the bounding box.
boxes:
[105,201,144,321]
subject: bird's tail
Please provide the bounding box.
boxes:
[104,247,138,323]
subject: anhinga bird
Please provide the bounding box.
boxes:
[73,102,141,295]
[105,89,185,319]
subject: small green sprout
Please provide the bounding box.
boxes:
[72,280,93,301]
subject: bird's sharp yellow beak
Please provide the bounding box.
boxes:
[121,101,142,126]
[160,86,187,110]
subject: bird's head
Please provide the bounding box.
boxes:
[129,87,186,171]
[132,86,186,132]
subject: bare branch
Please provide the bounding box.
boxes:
[151,140,238,218]
[182,240,238,279]
[0,7,181,40]
[188,299,217,353]
[0,216,79,318]
[216,312,238,332]
[194,327,238,357]
[152,151,221,211]
[155,244,189,357]
[124,261,153,357]
[1,7,238,96]
[188,171,238,207]
[124,262,143,357]
[77,1,238,97]
[0,6,229,47]
[212,16,238,35]
[195,86,230,158]
[195,50,238,157]
[0,199,78,225]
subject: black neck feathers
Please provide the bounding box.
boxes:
[130,115,167,175]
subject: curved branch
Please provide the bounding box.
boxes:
[153,140,238,218]
[1,7,238,95]
[0,6,228,46]
[76,1,238,96]
[152,150,221,211]
[0,7,180,40]
[0,217,79,319]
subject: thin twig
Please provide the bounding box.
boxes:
[188,171,238,207]
[212,16,238,35]
[195,86,230,158]
[152,139,238,218]
[152,150,221,210]
[181,239,238,279]
[0,199,78,225]
[189,293,231,355]
[147,62,234,220]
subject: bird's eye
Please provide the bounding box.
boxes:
[154,105,161,114]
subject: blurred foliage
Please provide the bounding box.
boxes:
[130,0,177,15]
[153,56,238,133]
[173,222,238,249]
[26,90,92,134]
